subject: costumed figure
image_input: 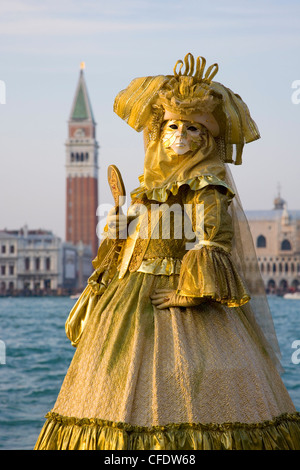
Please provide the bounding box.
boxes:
[35,53,300,450]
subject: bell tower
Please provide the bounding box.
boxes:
[65,63,99,258]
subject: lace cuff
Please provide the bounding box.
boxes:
[177,246,250,307]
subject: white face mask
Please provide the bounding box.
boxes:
[161,120,205,155]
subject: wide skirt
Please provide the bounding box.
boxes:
[35,272,300,450]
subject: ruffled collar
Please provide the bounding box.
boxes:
[130,173,235,203]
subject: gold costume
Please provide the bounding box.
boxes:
[35,54,300,450]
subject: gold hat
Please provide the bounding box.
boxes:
[114,53,260,164]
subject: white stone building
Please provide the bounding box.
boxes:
[0,226,62,295]
[0,226,93,296]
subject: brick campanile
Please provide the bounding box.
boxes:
[65,63,99,258]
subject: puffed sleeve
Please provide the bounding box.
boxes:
[177,185,250,307]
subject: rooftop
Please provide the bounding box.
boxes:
[245,209,300,221]
[245,192,300,221]
[0,227,58,239]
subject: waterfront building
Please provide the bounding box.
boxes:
[0,227,92,296]
[65,62,99,258]
[0,226,61,295]
[246,195,300,294]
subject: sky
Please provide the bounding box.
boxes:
[0,0,300,240]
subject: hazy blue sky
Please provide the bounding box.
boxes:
[0,0,300,240]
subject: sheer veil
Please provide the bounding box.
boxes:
[224,164,283,373]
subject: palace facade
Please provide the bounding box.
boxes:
[246,195,300,294]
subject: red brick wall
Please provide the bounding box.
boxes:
[66,176,98,258]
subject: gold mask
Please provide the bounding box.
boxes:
[161,120,206,155]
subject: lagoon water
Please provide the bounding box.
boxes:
[0,295,299,450]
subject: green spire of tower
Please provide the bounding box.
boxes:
[70,63,95,123]
[72,83,89,119]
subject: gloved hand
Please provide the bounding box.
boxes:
[150,289,204,309]
[106,207,128,239]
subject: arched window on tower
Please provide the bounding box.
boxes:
[71,153,75,162]
[85,153,89,161]
[281,239,292,251]
[257,235,266,248]
[81,153,84,161]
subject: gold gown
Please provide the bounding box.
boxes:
[34,174,300,450]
